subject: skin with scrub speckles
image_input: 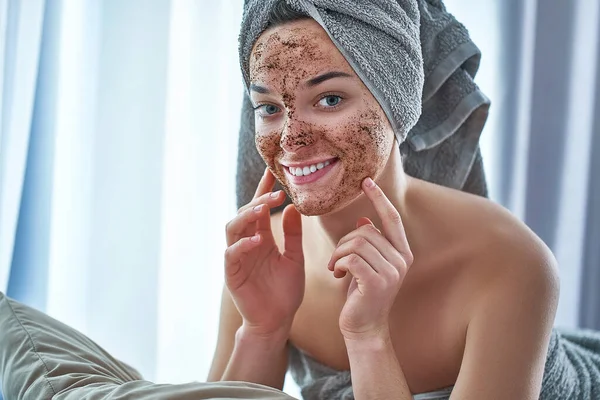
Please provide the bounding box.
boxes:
[249,21,395,216]
[214,16,560,399]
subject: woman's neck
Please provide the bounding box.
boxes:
[311,148,412,245]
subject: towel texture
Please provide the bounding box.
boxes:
[236,0,490,209]
[288,328,600,399]
[540,328,600,399]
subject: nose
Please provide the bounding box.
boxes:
[280,117,316,153]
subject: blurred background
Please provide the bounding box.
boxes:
[0,0,598,398]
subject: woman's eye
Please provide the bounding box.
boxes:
[318,95,342,108]
[255,104,280,116]
[264,104,279,114]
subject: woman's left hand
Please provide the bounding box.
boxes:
[328,177,414,341]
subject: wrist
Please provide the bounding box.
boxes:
[237,323,291,347]
[343,329,410,400]
[342,324,391,344]
[344,328,399,371]
[223,324,290,389]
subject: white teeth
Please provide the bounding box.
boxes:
[288,160,334,177]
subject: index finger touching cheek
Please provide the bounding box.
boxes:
[361,177,409,252]
[253,167,276,199]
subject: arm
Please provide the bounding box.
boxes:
[207,227,293,388]
[328,178,414,399]
[345,332,411,400]
[221,325,290,389]
[206,285,242,382]
[209,168,304,390]
[208,279,291,391]
[220,209,290,389]
[207,286,289,389]
[450,248,560,400]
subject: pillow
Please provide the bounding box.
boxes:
[0,292,296,400]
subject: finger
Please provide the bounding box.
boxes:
[226,203,271,245]
[361,177,409,254]
[224,235,262,275]
[336,223,401,268]
[356,217,371,229]
[253,167,276,199]
[356,217,380,233]
[237,190,286,214]
[255,200,276,237]
[328,236,388,274]
[282,204,303,264]
[253,192,288,234]
[241,192,285,245]
[333,254,378,287]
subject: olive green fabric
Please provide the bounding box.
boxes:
[0,292,296,400]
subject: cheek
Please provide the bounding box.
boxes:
[254,130,280,164]
[363,112,393,163]
[338,109,392,172]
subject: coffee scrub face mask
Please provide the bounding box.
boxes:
[249,19,396,216]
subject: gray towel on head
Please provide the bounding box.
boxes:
[236,0,490,210]
[288,328,600,399]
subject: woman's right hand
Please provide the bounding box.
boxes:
[224,167,305,338]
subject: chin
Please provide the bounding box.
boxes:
[290,188,363,216]
[293,201,336,216]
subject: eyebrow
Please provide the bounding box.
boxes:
[249,84,271,94]
[249,71,353,94]
[305,71,353,87]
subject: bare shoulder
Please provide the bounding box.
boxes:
[469,195,558,301]
[412,178,560,317]
[472,219,560,313]
[432,188,562,398]
[438,183,561,323]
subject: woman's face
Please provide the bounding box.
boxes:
[249,19,396,216]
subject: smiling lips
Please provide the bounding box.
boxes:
[287,160,331,177]
[282,158,338,184]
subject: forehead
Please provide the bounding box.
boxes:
[249,19,353,82]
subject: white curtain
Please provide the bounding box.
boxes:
[155,0,244,384]
[0,0,247,387]
[0,0,45,298]
[47,0,247,384]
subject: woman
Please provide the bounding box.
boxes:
[208,1,597,399]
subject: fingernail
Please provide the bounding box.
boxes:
[270,191,280,198]
[364,178,375,188]
[250,235,260,243]
[254,204,263,212]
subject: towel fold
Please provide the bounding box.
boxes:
[540,328,600,399]
[288,328,600,399]
[236,0,490,209]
